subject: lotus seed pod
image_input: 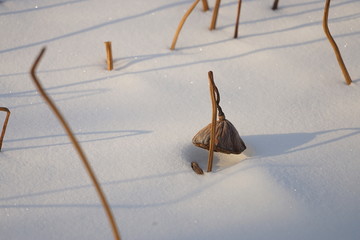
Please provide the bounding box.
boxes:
[192,116,246,154]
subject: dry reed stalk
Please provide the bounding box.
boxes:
[30,47,121,240]
[210,0,221,30]
[207,71,217,172]
[201,0,209,11]
[323,0,352,85]
[104,41,114,71]
[272,0,279,10]
[170,0,201,50]
[0,107,11,152]
[234,0,242,38]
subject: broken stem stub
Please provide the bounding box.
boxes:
[0,107,11,152]
[201,0,209,11]
[105,41,114,71]
[272,0,279,10]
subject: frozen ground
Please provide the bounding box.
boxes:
[1,0,360,239]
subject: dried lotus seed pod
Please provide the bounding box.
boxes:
[191,162,204,175]
[192,117,246,154]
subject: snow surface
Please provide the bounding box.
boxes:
[1,0,360,239]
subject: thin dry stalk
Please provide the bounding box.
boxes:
[323,0,352,85]
[30,47,121,240]
[234,0,242,38]
[210,0,221,30]
[272,0,279,10]
[104,41,113,71]
[0,107,11,152]
[207,71,217,172]
[201,0,209,11]
[170,0,201,50]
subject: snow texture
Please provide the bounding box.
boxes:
[1,0,360,239]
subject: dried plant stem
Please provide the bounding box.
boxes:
[0,107,10,152]
[207,71,217,172]
[201,0,209,11]
[104,41,113,71]
[170,0,200,50]
[323,0,352,85]
[210,0,221,30]
[234,0,242,38]
[30,47,121,240]
[272,0,279,10]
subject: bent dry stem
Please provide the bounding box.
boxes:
[30,47,121,240]
[323,0,351,85]
[0,107,11,152]
[170,0,200,50]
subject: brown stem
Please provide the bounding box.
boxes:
[30,47,121,240]
[0,107,11,152]
[104,41,113,71]
[170,0,200,50]
[201,0,209,11]
[272,0,279,10]
[234,0,242,38]
[207,71,217,172]
[323,0,352,85]
[210,0,221,30]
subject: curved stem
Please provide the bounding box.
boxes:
[234,0,242,38]
[210,0,221,30]
[207,71,217,172]
[30,47,121,240]
[170,0,200,50]
[323,0,352,85]
[0,107,10,152]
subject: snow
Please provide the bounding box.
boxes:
[1,0,360,239]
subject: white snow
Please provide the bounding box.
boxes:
[1,0,360,239]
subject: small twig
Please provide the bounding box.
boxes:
[201,0,209,11]
[272,0,279,10]
[30,47,121,240]
[0,107,11,152]
[207,71,217,172]
[323,0,352,85]
[210,0,221,30]
[170,0,201,50]
[104,41,113,71]
[234,0,242,38]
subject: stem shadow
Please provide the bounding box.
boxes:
[2,129,152,152]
